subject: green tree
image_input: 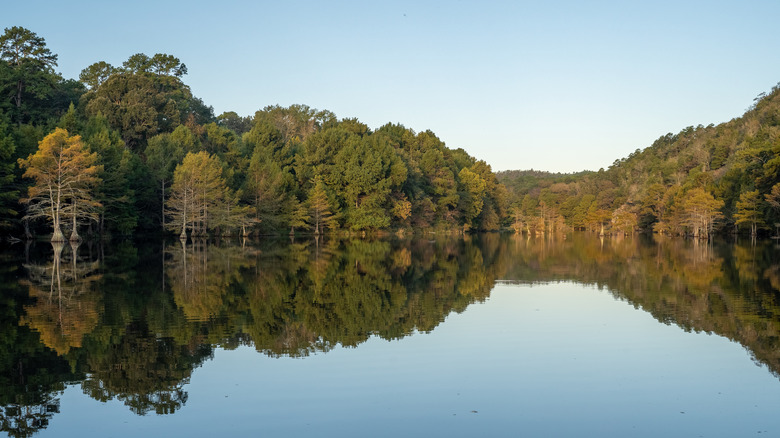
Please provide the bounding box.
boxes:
[83,114,145,234]
[79,61,117,90]
[419,147,459,225]
[148,53,187,77]
[216,111,252,134]
[122,53,152,73]
[56,102,81,133]
[145,132,186,228]
[458,167,486,230]
[332,135,407,230]
[83,61,196,149]
[0,26,58,118]
[0,110,17,228]
[244,147,291,232]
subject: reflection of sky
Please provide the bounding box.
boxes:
[49,283,780,437]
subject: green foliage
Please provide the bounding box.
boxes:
[216,111,252,134]
[331,134,407,230]
[245,146,292,232]
[0,110,17,226]
[0,26,63,125]
[79,61,117,90]
[82,72,189,149]
[0,26,550,237]
[734,189,765,235]
[499,82,780,237]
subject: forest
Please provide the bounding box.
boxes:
[0,26,507,241]
[3,25,780,242]
[498,83,780,238]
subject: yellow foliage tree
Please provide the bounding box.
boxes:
[680,188,724,239]
[18,128,102,241]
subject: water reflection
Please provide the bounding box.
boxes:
[2,234,780,435]
[164,236,500,356]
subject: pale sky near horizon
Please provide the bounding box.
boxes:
[5,0,780,173]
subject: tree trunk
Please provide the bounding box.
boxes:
[52,182,64,242]
[70,201,80,241]
[15,80,22,125]
[161,179,165,229]
[51,221,65,242]
[180,187,187,240]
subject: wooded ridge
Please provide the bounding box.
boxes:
[498,83,780,237]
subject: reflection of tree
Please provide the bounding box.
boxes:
[1,252,78,438]
[500,233,780,380]
[298,239,408,347]
[19,241,102,355]
[160,236,506,358]
[236,236,505,355]
[80,321,212,415]
[11,240,217,420]
[13,232,780,423]
[1,392,60,438]
[166,239,257,321]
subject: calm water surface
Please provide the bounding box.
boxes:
[3,234,780,437]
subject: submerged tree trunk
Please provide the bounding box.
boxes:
[51,212,65,242]
[51,183,65,242]
[51,222,65,242]
[70,202,80,241]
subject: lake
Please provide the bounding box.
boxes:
[2,233,780,437]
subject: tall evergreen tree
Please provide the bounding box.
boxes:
[0,26,58,124]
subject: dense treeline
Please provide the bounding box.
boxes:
[6,25,780,242]
[0,27,506,241]
[498,83,780,238]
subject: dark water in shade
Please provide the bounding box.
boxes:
[3,233,780,437]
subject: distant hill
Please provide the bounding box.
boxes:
[497,82,780,236]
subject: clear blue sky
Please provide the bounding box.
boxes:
[6,0,780,172]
